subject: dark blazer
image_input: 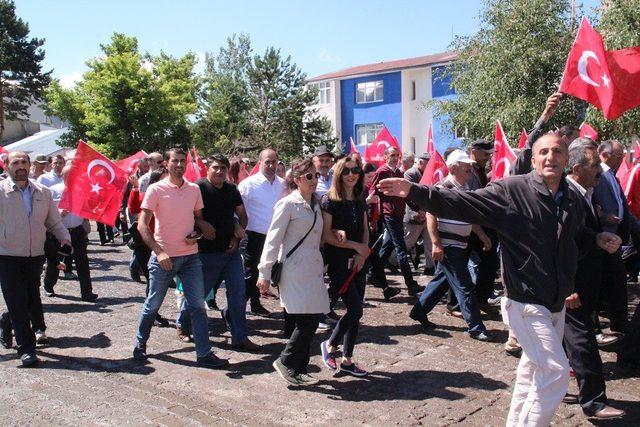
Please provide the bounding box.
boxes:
[593,168,640,240]
[568,180,604,310]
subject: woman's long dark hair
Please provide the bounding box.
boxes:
[328,155,364,202]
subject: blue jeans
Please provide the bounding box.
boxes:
[178,251,249,345]
[135,253,211,358]
[378,216,416,287]
[414,246,486,335]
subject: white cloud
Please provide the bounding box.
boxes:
[58,71,83,89]
[317,49,342,63]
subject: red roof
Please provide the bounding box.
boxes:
[308,50,458,82]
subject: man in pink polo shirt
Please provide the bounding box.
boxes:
[132,147,228,369]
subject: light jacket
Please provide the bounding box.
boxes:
[258,190,329,314]
[0,178,70,257]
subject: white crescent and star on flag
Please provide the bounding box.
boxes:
[578,50,610,88]
[87,159,116,194]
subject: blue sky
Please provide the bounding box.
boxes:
[14,0,600,87]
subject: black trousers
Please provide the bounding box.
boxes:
[44,226,93,296]
[600,251,628,333]
[564,304,608,415]
[327,260,365,357]
[280,313,320,374]
[0,255,46,355]
[96,222,114,245]
[468,229,499,302]
[243,231,266,306]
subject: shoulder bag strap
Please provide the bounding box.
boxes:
[284,210,317,259]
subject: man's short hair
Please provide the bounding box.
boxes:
[384,146,399,156]
[7,151,30,164]
[566,138,598,173]
[559,125,579,138]
[164,147,187,161]
[51,154,65,163]
[402,153,415,161]
[207,153,230,168]
[597,139,619,155]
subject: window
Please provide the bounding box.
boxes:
[411,81,416,101]
[410,137,416,153]
[356,80,383,103]
[309,81,331,104]
[356,123,384,146]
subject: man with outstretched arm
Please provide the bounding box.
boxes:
[378,133,621,426]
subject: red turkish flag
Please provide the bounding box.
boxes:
[193,147,207,177]
[59,141,127,226]
[617,157,631,189]
[116,150,147,174]
[0,145,9,169]
[183,149,201,182]
[625,163,640,218]
[348,137,358,155]
[517,128,528,149]
[426,124,436,155]
[364,126,401,167]
[249,162,260,176]
[561,18,640,120]
[491,121,517,181]
[419,151,448,185]
[579,122,598,141]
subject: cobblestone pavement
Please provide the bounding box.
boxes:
[1,233,639,426]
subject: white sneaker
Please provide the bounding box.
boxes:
[317,322,331,332]
[35,330,48,344]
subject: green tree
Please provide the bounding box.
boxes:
[44,33,197,158]
[584,0,640,140]
[431,0,584,144]
[0,0,51,140]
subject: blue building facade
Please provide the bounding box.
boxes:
[431,65,461,154]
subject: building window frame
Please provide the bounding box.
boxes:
[309,81,331,104]
[355,80,383,104]
[355,123,384,147]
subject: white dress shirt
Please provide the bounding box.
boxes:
[238,172,285,234]
[315,171,333,197]
[49,182,85,229]
[36,171,63,188]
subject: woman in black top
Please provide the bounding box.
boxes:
[319,155,370,377]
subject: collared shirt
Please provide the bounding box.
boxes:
[566,176,595,216]
[238,172,285,234]
[601,163,624,219]
[8,177,35,217]
[315,171,333,197]
[49,182,85,229]
[36,171,63,188]
[138,170,153,193]
[141,177,204,257]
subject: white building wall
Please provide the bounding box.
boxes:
[401,67,433,155]
[309,80,341,141]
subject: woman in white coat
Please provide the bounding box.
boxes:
[257,159,329,386]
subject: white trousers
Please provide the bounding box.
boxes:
[501,298,569,427]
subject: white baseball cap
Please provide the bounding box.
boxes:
[445,149,476,167]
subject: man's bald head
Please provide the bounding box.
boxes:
[259,148,278,180]
[531,133,568,190]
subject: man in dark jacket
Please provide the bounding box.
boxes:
[377,133,621,426]
[565,138,625,419]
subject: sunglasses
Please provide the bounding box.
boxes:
[299,172,321,180]
[341,166,362,176]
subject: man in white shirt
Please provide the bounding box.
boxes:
[312,145,334,197]
[43,166,98,302]
[238,148,285,316]
[36,154,65,188]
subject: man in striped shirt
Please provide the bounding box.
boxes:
[409,150,494,341]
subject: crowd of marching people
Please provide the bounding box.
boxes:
[1,92,640,424]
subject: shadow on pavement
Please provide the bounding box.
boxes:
[46,332,112,349]
[33,350,155,375]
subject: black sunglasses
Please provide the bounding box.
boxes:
[341,166,362,176]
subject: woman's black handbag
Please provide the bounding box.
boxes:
[270,211,317,288]
[126,221,144,250]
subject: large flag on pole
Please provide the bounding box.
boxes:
[517,128,528,149]
[560,18,640,120]
[419,151,448,186]
[364,126,401,167]
[491,121,517,181]
[426,124,436,155]
[116,150,147,174]
[59,141,127,226]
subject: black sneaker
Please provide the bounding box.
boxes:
[43,284,55,297]
[20,353,39,367]
[206,299,219,311]
[81,293,99,302]
[340,362,368,377]
[133,343,147,360]
[272,359,304,386]
[470,331,494,342]
[407,284,425,297]
[0,324,12,349]
[220,308,231,331]
[409,305,436,331]
[383,286,401,301]
[129,268,142,283]
[197,352,229,369]
[250,303,271,317]
[154,315,170,328]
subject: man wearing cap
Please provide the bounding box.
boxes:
[403,153,434,274]
[36,154,65,188]
[409,149,494,341]
[313,145,335,197]
[30,154,49,180]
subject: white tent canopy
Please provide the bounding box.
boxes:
[4,127,71,160]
